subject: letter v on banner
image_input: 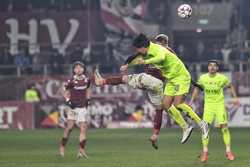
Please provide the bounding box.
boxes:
[41,19,79,55]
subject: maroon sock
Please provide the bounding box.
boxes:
[153,109,163,135]
[104,75,124,85]
[61,137,68,146]
[79,139,87,149]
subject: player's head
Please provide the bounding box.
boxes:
[73,61,85,75]
[154,34,168,47]
[208,60,219,74]
[132,33,150,55]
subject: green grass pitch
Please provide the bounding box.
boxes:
[0,128,249,167]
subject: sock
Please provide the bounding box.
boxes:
[61,137,68,146]
[104,75,124,85]
[153,109,163,135]
[202,135,209,152]
[176,103,202,124]
[79,139,87,149]
[221,127,231,151]
[167,105,188,129]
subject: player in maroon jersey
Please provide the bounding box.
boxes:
[59,61,91,158]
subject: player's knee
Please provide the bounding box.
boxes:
[65,123,74,131]
[220,124,228,129]
[220,124,229,132]
[122,75,129,83]
[79,124,87,133]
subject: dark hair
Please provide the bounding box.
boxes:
[132,34,150,48]
[208,59,220,66]
[73,61,85,68]
[73,61,85,74]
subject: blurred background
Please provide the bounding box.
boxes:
[0,0,249,130]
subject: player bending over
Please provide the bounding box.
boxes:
[59,61,91,159]
[94,34,194,148]
[190,60,239,162]
[124,34,209,141]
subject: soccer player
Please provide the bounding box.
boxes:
[59,61,91,158]
[189,60,239,162]
[122,34,209,141]
[94,34,195,148]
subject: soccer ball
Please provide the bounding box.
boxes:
[177,4,192,19]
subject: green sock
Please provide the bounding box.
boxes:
[176,103,202,124]
[221,127,231,147]
[167,105,188,129]
[202,134,209,151]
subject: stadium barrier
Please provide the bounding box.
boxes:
[0,73,250,129]
[0,101,35,129]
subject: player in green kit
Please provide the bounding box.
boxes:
[122,34,209,143]
[190,60,239,162]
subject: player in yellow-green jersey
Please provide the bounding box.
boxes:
[190,60,239,162]
[121,34,209,144]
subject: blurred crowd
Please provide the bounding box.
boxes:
[0,0,250,76]
[0,0,99,12]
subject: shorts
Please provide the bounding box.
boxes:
[203,104,228,125]
[164,74,191,96]
[127,73,164,106]
[66,107,90,123]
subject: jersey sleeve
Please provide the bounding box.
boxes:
[65,79,74,90]
[197,76,204,88]
[127,54,144,67]
[144,54,165,64]
[144,43,167,64]
[124,53,140,65]
[222,75,230,87]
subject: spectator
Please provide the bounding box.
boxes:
[24,83,40,103]
[68,45,83,64]
[228,47,240,63]
[48,0,62,11]
[195,41,207,62]
[49,49,64,75]
[221,43,232,64]
[243,44,250,61]
[32,53,43,74]
[229,24,248,48]
[0,48,14,75]
[209,44,223,61]
[176,44,192,63]
[14,48,32,74]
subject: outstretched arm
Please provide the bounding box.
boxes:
[144,53,165,64]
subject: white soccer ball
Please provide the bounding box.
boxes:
[177,4,192,19]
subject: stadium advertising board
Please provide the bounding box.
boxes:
[227,98,250,127]
[1,75,250,129]
[0,101,34,129]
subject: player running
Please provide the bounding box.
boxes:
[123,33,209,141]
[190,60,239,162]
[59,61,91,159]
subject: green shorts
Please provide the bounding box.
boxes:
[164,74,191,96]
[203,104,228,125]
